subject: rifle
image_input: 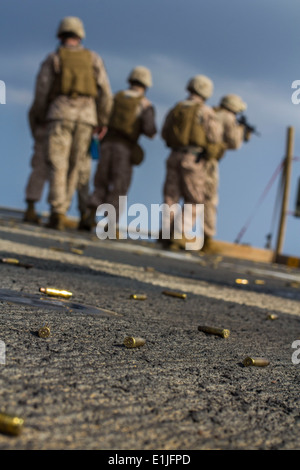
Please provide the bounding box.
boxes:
[237,114,261,141]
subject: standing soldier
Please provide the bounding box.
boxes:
[24,113,92,226]
[214,94,248,156]
[27,16,112,230]
[161,75,223,249]
[199,93,249,250]
[81,66,157,231]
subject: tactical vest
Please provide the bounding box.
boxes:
[52,47,98,98]
[164,101,207,149]
[108,91,143,143]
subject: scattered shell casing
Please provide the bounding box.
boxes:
[243,357,270,367]
[124,336,146,348]
[255,279,265,285]
[130,294,147,300]
[198,325,230,338]
[289,282,300,289]
[39,287,72,299]
[162,290,187,299]
[0,413,24,436]
[267,314,278,321]
[38,325,51,339]
[1,258,20,265]
[70,248,83,255]
[235,279,249,285]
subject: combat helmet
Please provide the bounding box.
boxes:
[128,66,153,88]
[220,94,247,114]
[186,75,213,100]
[56,17,86,39]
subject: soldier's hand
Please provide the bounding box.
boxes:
[244,129,252,142]
[98,126,108,140]
[141,97,152,109]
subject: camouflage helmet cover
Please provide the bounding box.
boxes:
[186,75,213,99]
[220,94,247,113]
[128,66,153,88]
[57,17,85,39]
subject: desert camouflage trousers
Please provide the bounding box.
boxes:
[163,150,219,238]
[47,120,93,215]
[25,125,48,203]
[89,140,133,222]
[25,124,92,215]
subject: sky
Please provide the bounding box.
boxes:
[0,0,299,256]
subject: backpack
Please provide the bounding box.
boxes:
[108,91,142,143]
[164,101,207,149]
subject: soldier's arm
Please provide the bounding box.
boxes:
[161,109,173,142]
[29,54,56,126]
[223,113,245,149]
[205,108,223,144]
[140,100,157,138]
[92,53,113,127]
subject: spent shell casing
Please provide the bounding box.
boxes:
[198,325,230,338]
[267,313,278,321]
[162,290,187,299]
[1,258,20,265]
[70,248,83,255]
[255,279,266,285]
[0,413,24,436]
[124,336,146,348]
[39,287,72,299]
[235,279,249,285]
[38,325,51,339]
[130,294,147,300]
[243,357,270,367]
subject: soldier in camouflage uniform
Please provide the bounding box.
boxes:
[24,112,92,225]
[214,94,248,154]
[200,93,249,249]
[28,16,112,230]
[161,75,223,248]
[82,66,157,231]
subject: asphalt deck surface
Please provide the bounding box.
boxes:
[0,213,300,451]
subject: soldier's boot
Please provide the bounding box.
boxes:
[46,212,66,231]
[78,207,97,231]
[62,216,78,230]
[201,235,213,253]
[23,201,41,224]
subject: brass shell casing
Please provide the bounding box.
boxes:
[0,413,24,436]
[124,336,146,348]
[39,288,72,299]
[162,290,187,299]
[267,314,278,321]
[38,326,51,339]
[243,357,270,367]
[1,258,20,265]
[198,325,230,338]
[235,279,249,285]
[130,294,147,300]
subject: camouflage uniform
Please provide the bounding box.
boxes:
[25,123,48,204]
[162,82,223,240]
[29,18,112,228]
[24,121,92,218]
[87,67,157,225]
